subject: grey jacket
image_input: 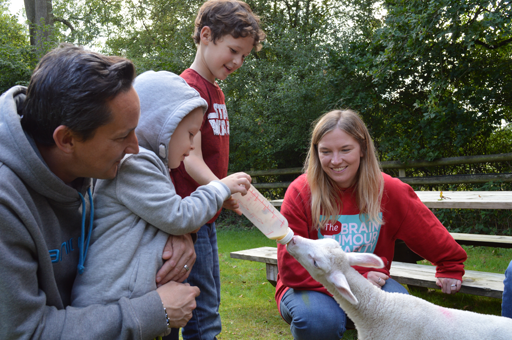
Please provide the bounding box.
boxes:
[0,86,166,339]
[71,71,229,320]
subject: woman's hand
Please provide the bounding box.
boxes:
[367,271,389,288]
[437,277,461,294]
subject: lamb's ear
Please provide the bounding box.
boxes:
[347,252,384,269]
[328,271,359,305]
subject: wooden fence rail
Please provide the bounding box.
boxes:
[242,153,512,190]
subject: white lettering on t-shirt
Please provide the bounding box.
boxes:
[208,103,229,136]
[318,213,383,254]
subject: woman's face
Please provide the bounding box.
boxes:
[317,128,363,189]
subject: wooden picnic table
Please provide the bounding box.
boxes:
[270,191,512,209]
[271,191,512,251]
[415,191,512,209]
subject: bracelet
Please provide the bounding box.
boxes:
[163,305,171,329]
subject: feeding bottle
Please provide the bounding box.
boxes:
[232,185,294,245]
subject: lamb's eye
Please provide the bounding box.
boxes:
[313,260,318,267]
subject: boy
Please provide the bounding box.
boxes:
[71,71,251,338]
[170,1,265,338]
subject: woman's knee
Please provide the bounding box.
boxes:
[280,289,346,340]
[290,311,345,340]
[382,277,409,294]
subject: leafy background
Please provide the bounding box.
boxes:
[2,0,512,234]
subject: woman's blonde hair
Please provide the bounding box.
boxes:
[304,109,383,229]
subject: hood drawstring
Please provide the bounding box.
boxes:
[77,187,94,274]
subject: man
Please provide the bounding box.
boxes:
[0,44,199,339]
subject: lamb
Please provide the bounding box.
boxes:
[286,235,512,340]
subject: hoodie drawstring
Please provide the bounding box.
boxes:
[77,187,94,274]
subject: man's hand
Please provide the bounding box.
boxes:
[157,282,200,328]
[156,234,196,286]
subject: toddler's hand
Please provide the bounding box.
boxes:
[220,172,251,195]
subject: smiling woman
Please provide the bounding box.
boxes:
[274,109,468,340]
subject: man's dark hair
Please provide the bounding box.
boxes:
[21,43,136,146]
[193,0,266,51]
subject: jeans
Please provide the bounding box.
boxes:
[280,277,408,340]
[182,223,221,340]
[502,260,512,318]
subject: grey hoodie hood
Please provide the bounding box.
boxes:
[133,71,208,166]
[0,86,90,201]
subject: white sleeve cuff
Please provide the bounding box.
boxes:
[208,180,231,200]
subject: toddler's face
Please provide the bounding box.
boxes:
[167,108,203,169]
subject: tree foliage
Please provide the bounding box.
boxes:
[8,0,512,171]
[225,0,349,171]
[330,0,512,162]
[0,0,35,93]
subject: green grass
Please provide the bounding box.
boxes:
[214,226,509,339]
[216,226,292,339]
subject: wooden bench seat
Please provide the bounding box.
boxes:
[230,246,505,299]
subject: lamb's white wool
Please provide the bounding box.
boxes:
[286,236,512,340]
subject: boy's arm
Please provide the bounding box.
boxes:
[183,131,218,184]
[183,131,242,214]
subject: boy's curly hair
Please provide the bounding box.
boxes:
[193,0,266,51]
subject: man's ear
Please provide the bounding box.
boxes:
[200,26,212,45]
[53,125,76,154]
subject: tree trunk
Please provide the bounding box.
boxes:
[24,0,54,58]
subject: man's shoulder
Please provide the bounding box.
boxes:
[0,161,24,190]
[0,162,38,215]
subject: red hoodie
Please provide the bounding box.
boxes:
[275,173,467,311]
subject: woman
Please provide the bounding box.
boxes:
[276,109,467,340]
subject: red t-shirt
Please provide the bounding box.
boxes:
[171,69,230,223]
[275,173,467,311]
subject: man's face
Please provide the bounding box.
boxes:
[71,87,140,180]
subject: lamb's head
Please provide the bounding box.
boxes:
[286,236,384,305]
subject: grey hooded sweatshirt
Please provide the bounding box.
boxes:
[71,71,230,321]
[0,86,166,339]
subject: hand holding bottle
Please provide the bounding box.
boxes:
[220,172,251,196]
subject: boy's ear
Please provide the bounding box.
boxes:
[200,26,212,45]
[53,125,76,154]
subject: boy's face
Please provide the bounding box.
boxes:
[168,108,204,169]
[200,28,254,82]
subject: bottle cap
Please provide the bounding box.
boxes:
[276,228,294,245]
